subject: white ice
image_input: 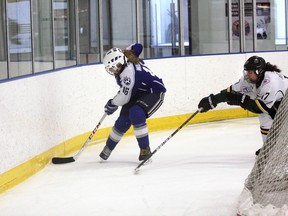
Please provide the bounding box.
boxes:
[0,117,262,216]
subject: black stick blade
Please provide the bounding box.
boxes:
[52,157,75,164]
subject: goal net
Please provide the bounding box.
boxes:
[237,90,288,216]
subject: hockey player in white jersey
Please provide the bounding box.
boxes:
[100,44,166,161]
[198,56,288,155]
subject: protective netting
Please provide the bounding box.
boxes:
[237,90,288,216]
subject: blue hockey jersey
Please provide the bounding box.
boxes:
[110,43,166,106]
[112,62,166,106]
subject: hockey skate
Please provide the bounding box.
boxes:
[99,145,112,161]
[139,146,151,161]
[255,148,261,156]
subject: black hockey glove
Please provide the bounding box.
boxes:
[226,92,250,109]
[198,94,217,113]
[104,99,118,115]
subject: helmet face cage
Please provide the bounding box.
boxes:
[243,70,257,84]
[103,48,126,75]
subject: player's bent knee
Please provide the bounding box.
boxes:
[129,105,146,125]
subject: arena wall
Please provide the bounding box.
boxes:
[1,52,287,193]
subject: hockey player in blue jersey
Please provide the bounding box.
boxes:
[100,44,166,161]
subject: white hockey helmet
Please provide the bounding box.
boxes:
[103,47,126,75]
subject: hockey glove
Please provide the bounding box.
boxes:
[198,94,217,113]
[226,92,250,109]
[104,99,118,115]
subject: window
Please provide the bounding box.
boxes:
[7,0,32,78]
[32,0,54,73]
[79,0,101,64]
[53,0,76,68]
[275,0,286,45]
[0,0,8,80]
[102,0,137,54]
[0,0,288,82]
[138,0,184,57]
[189,0,230,54]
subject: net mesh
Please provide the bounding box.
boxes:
[237,90,288,216]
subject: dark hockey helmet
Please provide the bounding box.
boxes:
[244,56,266,75]
[244,56,266,86]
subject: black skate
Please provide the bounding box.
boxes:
[139,146,151,161]
[255,148,261,156]
[99,145,112,161]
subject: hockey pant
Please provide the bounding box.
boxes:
[106,92,165,150]
[258,112,273,143]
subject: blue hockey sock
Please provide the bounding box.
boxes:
[129,105,149,149]
[106,115,131,150]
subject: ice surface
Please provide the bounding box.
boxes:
[0,117,261,216]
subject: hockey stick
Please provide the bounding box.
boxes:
[52,113,107,164]
[134,109,201,173]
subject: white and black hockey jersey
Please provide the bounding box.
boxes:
[231,71,288,112]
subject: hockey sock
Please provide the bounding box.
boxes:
[106,115,131,150]
[129,105,149,149]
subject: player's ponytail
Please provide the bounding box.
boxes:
[123,49,144,64]
[265,62,281,73]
